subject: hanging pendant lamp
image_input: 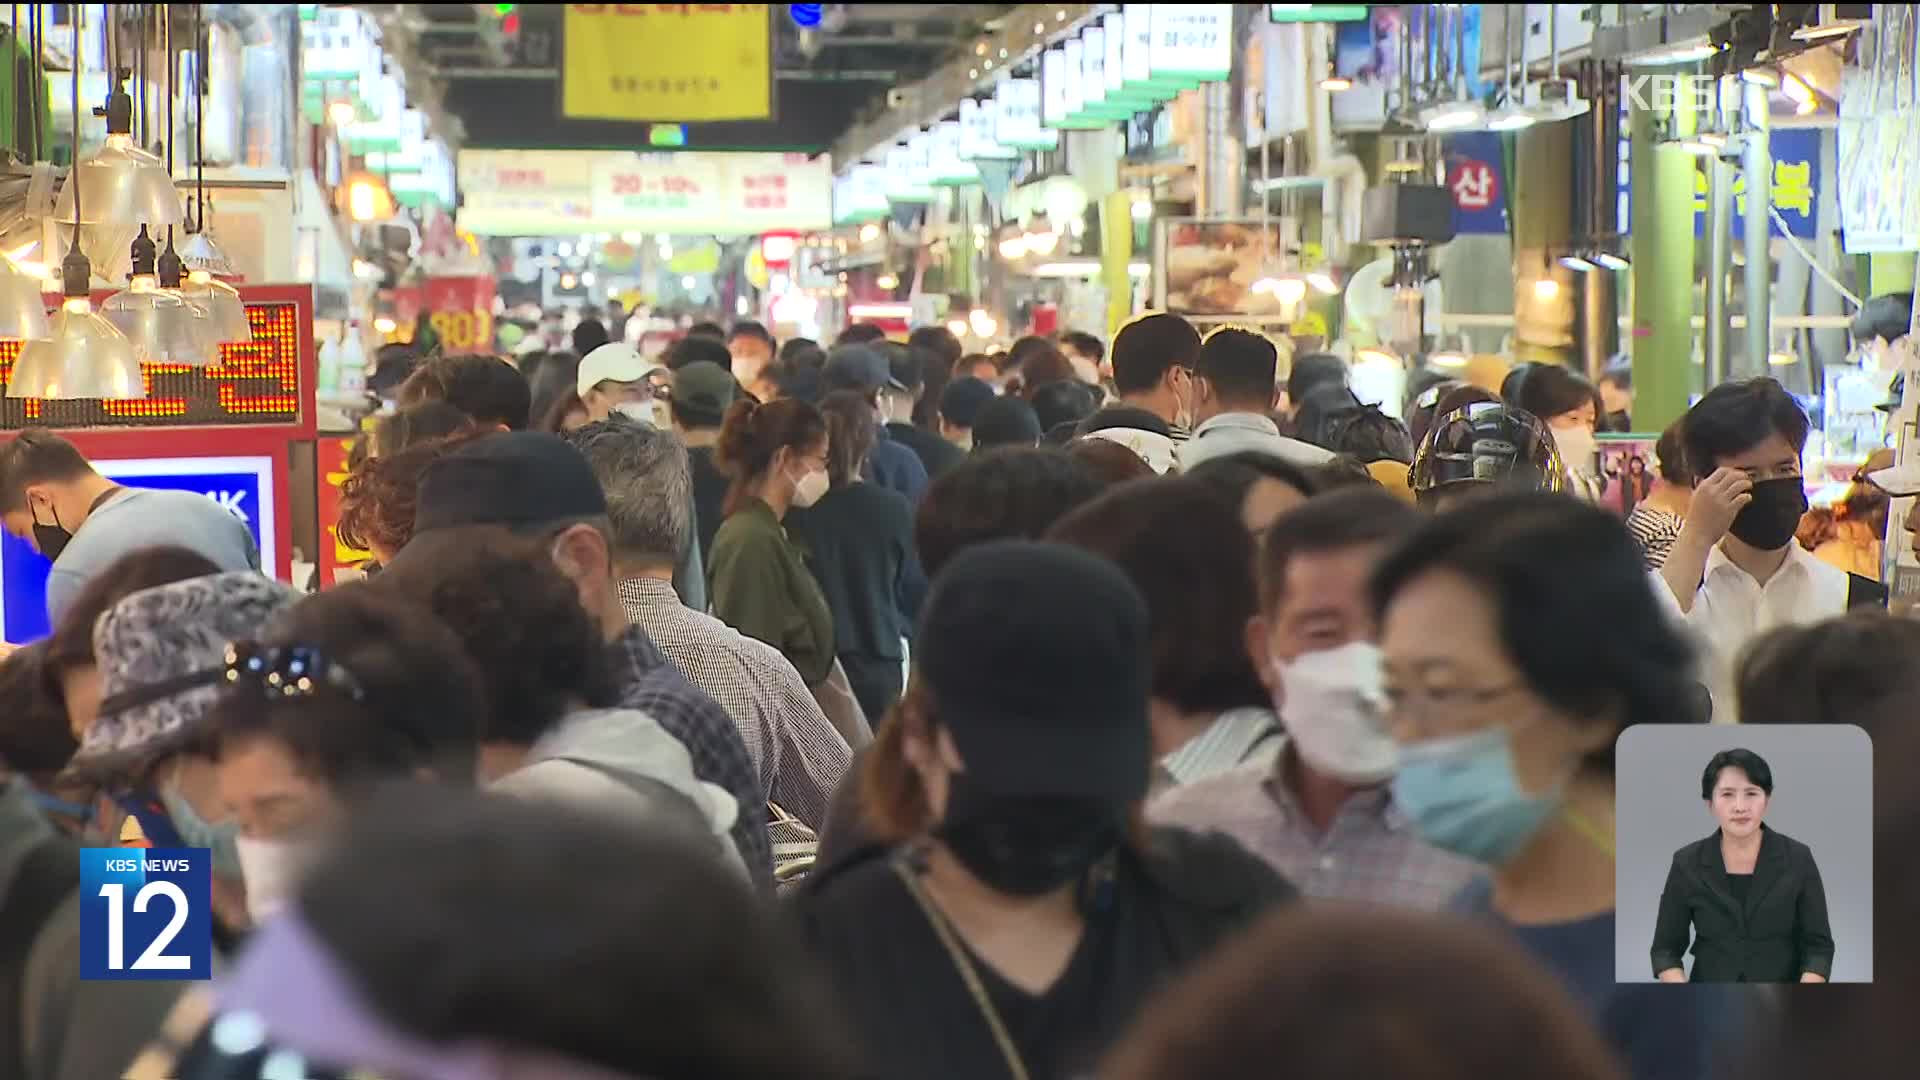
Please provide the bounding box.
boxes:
[176,4,250,343]
[102,225,218,364]
[53,79,185,229]
[0,253,51,341]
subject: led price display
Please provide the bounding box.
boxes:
[0,301,304,429]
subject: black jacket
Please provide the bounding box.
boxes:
[1650,824,1834,983]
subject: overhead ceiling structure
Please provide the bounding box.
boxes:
[353,3,1017,154]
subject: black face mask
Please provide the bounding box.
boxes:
[30,503,71,561]
[934,772,1123,897]
[1728,476,1808,551]
[1605,409,1631,433]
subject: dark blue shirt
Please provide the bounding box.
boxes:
[862,429,929,505]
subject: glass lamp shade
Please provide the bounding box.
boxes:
[7,306,146,399]
[53,136,186,228]
[0,257,51,340]
[177,232,237,277]
[102,282,220,365]
[179,272,252,342]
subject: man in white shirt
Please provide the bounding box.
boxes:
[1177,327,1333,473]
[1654,378,1886,721]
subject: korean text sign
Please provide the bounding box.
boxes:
[562,5,772,122]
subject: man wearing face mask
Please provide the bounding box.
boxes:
[1177,326,1334,473]
[1655,378,1888,723]
[0,431,259,629]
[576,343,670,426]
[821,345,931,505]
[1150,489,1483,909]
[1077,314,1201,474]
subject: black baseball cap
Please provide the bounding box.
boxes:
[672,361,736,421]
[823,344,905,393]
[412,432,607,535]
[916,540,1152,803]
[972,396,1044,450]
[940,377,996,427]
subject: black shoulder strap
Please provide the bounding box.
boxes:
[1,836,80,1077]
[1847,573,1890,611]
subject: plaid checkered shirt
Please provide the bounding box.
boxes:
[1148,744,1484,911]
[619,578,851,828]
[608,624,773,888]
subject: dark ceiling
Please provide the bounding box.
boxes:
[362,3,1016,154]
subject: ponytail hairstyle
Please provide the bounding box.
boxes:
[818,390,878,490]
[715,397,829,517]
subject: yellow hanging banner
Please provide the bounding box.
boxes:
[562,5,773,123]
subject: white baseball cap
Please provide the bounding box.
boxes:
[1868,459,1920,498]
[577,343,653,397]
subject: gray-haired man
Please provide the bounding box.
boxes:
[565,419,851,827]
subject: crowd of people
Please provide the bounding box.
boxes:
[0,306,1916,1080]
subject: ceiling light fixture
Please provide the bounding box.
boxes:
[1558,253,1597,272]
[1320,75,1353,92]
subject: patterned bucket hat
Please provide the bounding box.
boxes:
[67,571,301,778]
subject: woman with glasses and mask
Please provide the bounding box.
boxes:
[796,541,1292,1080]
[205,583,490,922]
[1373,493,1747,1080]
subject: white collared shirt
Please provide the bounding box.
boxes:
[1177,412,1335,472]
[1652,543,1850,722]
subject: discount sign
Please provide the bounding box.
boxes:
[422,275,497,355]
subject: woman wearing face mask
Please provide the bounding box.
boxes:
[797,540,1293,1080]
[62,572,301,940]
[710,397,839,691]
[1505,363,1606,504]
[206,583,488,923]
[1374,493,1748,1080]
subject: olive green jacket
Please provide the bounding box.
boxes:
[708,499,837,687]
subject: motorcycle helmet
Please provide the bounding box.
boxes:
[1410,402,1566,507]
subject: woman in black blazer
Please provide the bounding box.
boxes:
[1651,748,1835,983]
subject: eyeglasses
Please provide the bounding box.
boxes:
[1382,682,1526,735]
[224,642,365,702]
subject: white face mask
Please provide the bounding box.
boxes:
[1274,641,1398,784]
[612,400,661,427]
[235,833,310,923]
[1552,424,1597,474]
[1068,353,1101,386]
[792,466,830,508]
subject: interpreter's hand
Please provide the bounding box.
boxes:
[1656,968,1688,984]
[1684,467,1754,543]
[1800,972,1828,984]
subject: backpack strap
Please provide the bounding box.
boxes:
[1,836,80,1079]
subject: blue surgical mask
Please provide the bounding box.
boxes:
[1390,727,1560,865]
[159,778,244,879]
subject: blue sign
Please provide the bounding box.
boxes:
[79,847,213,981]
[0,457,275,643]
[1444,132,1508,235]
[1617,127,1823,241]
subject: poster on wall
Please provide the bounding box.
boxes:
[561,4,773,122]
[1153,218,1296,320]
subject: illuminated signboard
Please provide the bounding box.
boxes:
[0,455,278,642]
[0,299,306,430]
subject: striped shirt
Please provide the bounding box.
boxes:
[1148,745,1484,910]
[620,577,851,828]
[1157,707,1283,789]
[1625,506,1685,570]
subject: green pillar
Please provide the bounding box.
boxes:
[1869,252,1916,295]
[1628,94,1697,432]
[1511,123,1575,365]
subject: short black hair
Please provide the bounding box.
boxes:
[1372,493,1704,771]
[687,321,727,340]
[666,334,733,372]
[1185,452,1320,518]
[1506,363,1601,425]
[1030,379,1100,433]
[915,447,1102,577]
[971,396,1043,450]
[1047,478,1268,714]
[0,429,95,512]
[835,322,888,346]
[0,644,73,773]
[210,583,488,792]
[1195,327,1278,408]
[1312,454,1384,492]
[1111,314,1201,396]
[1851,291,1914,344]
[299,784,859,1078]
[729,320,774,346]
[571,319,610,357]
[1681,377,1810,477]
[399,354,534,431]
[377,536,617,746]
[1701,748,1774,800]
[1287,353,1348,405]
[908,326,964,370]
[1059,330,1105,363]
[1259,488,1421,614]
[779,337,822,365]
[1654,417,1692,486]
